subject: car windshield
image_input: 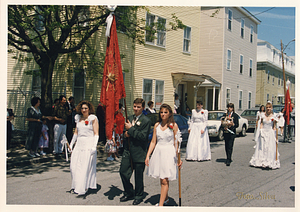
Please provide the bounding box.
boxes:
[208,112,224,120]
[241,110,257,116]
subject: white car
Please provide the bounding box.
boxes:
[207,111,248,140]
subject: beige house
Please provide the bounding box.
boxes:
[256,39,295,106]
[199,7,260,113]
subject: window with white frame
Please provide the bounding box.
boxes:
[228,9,232,31]
[267,70,270,83]
[183,26,191,53]
[240,55,243,74]
[227,49,232,70]
[143,79,153,104]
[267,94,269,102]
[249,59,253,77]
[226,88,231,106]
[241,19,245,38]
[155,80,164,108]
[250,25,254,43]
[239,90,243,110]
[73,69,85,104]
[248,92,252,109]
[145,13,166,47]
[272,76,275,85]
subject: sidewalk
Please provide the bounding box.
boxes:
[6,132,109,170]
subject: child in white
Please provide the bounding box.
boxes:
[39,119,49,155]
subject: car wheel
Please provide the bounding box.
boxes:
[240,125,247,137]
[218,129,224,141]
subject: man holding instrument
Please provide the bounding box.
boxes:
[119,98,151,205]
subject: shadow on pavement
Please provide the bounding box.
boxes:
[290,186,295,192]
[103,185,123,200]
[215,158,227,163]
[144,194,178,206]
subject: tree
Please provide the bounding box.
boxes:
[8,5,184,115]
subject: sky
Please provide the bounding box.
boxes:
[244,7,295,57]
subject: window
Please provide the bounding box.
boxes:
[239,90,243,110]
[228,9,232,31]
[35,6,44,31]
[250,25,254,43]
[226,88,231,106]
[32,70,41,94]
[273,49,276,62]
[249,59,253,77]
[240,55,243,74]
[241,19,245,38]
[183,26,191,53]
[278,75,280,86]
[267,94,269,102]
[248,92,252,109]
[272,76,275,85]
[227,49,232,70]
[78,7,90,27]
[281,77,283,86]
[143,79,153,104]
[145,13,166,47]
[73,69,85,103]
[155,80,164,109]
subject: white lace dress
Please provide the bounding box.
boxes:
[186,109,211,161]
[249,114,280,169]
[147,123,178,181]
[70,114,98,195]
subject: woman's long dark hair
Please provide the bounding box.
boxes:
[158,103,175,126]
[76,100,95,115]
[259,105,265,112]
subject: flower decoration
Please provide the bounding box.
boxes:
[136,121,141,126]
[168,123,174,131]
[85,120,89,125]
[271,118,274,122]
[201,111,204,114]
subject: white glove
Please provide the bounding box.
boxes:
[69,134,78,152]
[90,135,99,155]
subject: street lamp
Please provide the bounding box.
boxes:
[280,38,295,142]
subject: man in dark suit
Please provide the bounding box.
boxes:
[119,98,151,205]
[222,103,239,166]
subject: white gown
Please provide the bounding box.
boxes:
[147,123,177,181]
[70,114,98,195]
[277,112,285,127]
[249,114,280,169]
[186,109,211,161]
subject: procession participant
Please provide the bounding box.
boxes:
[115,103,125,156]
[145,101,156,114]
[288,103,295,140]
[277,108,285,136]
[185,101,211,161]
[68,100,99,195]
[145,104,183,206]
[119,98,151,205]
[254,105,265,139]
[221,103,239,166]
[66,96,76,143]
[96,102,106,144]
[52,95,70,155]
[250,102,280,169]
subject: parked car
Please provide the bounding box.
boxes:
[240,108,259,130]
[146,113,189,144]
[207,111,248,140]
[272,104,284,113]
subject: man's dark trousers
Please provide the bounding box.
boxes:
[119,149,145,200]
[224,133,236,162]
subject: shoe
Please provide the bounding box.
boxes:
[132,199,143,205]
[28,152,36,158]
[34,152,40,157]
[120,195,134,202]
[40,151,46,156]
[225,160,231,166]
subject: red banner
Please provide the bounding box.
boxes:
[100,14,126,140]
[284,87,292,125]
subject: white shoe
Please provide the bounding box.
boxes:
[40,151,46,156]
[34,152,40,157]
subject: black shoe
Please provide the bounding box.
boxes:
[132,199,143,205]
[120,195,134,202]
[226,160,231,166]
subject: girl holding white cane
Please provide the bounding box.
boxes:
[145,104,183,206]
[68,100,99,196]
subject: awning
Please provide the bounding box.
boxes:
[172,72,211,87]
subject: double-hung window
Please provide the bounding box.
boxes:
[227,49,232,70]
[226,88,231,106]
[239,90,243,110]
[240,55,244,74]
[155,80,164,108]
[143,79,153,104]
[32,70,41,95]
[248,92,252,109]
[241,19,245,38]
[183,26,191,53]
[228,9,232,31]
[250,25,254,43]
[73,69,85,103]
[145,13,166,47]
[249,59,253,77]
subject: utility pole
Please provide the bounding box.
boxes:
[281,40,286,96]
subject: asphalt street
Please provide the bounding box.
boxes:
[5,132,296,211]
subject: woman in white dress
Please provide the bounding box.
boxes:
[249,102,280,169]
[68,100,99,195]
[277,108,285,136]
[186,101,211,161]
[145,104,183,206]
[254,105,265,139]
